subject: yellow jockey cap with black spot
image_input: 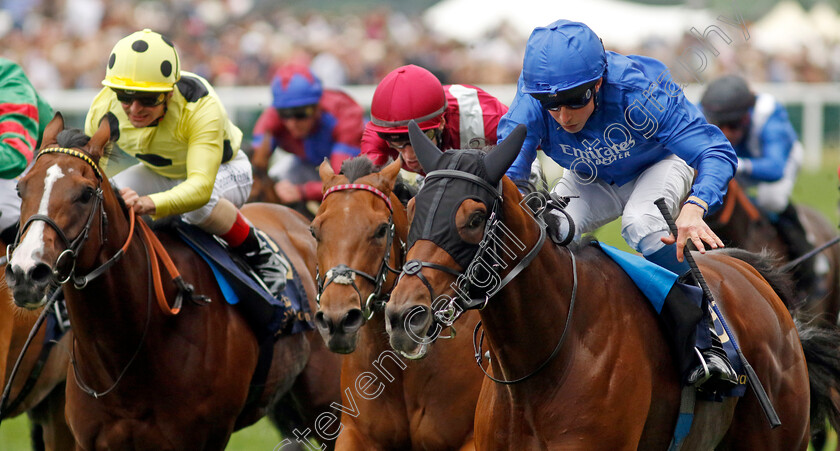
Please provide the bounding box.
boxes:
[102,29,180,92]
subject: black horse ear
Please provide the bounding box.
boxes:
[484,124,527,184]
[408,120,442,173]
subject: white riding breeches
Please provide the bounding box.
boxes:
[551,154,693,255]
[0,177,21,233]
[112,150,253,225]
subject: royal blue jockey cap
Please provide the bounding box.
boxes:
[270,65,323,109]
[522,19,606,95]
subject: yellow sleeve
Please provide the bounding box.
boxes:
[147,97,225,217]
[84,88,116,172]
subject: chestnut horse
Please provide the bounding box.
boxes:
[708,180,840,324]
[0,240,73,450]
[4,114,341,450]
[385,123,840,449]
[311,156,482,449]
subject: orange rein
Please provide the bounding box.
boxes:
[132,211,184,316]
[38,147,183,316]
[716,180,761,225]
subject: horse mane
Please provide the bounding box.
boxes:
[340,156,418,206]
[715,247,797,309]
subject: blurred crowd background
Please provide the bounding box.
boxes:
[2,0,840,92]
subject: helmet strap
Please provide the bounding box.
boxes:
[145,91,174,127]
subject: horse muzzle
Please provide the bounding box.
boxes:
[5,260,55,309]
[314,308,365,354]
[386,304,435,359]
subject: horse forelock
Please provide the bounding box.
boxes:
[55,128,90,150]
[340,156,376,183]
[53,128,115,163]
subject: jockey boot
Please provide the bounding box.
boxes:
[678,273,739,393]
[233,227,289,296]
[774,203,823,298]
[646,246,737,392]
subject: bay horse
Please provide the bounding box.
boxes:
[0,240,74,450]
[248,137,282,205]
[384,122,840,449]
[4,113,341,450]
[311,156,482,449]
[708,180,840,324]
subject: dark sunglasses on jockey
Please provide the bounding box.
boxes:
[277,105,317,120]
[377,128,437,150]
[112,89,167,107]
[715,116,749,132]
[530,80,598,111]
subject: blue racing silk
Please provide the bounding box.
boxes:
[729,94,797,182]
[500,51,737,212]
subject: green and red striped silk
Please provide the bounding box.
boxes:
[0,58,53,179]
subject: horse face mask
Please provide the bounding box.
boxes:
[406,121,527,269]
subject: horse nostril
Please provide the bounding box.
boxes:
[5,264,19,287]
[314,311,332,333]
[29,263,53,285]
[342,309,365,332]
[405,305,431,335]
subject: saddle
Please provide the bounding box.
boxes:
[170,221,313,341]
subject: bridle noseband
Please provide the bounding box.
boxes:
[316,183,404,319]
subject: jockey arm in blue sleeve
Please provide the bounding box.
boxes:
[500,79,549,184]
[738,109,794,182]
[652,97,738,214]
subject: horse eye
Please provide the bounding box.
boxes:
[467,212,485,229]
[373,223,388,239]
[79,187,94,203]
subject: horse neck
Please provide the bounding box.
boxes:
[474,182,574,378]
[66,185,151,345]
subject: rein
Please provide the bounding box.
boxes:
[717,180,761,225]
[473,249,577,384]
[317,183,403,319]
[11,146,206,398]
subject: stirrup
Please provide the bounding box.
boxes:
[690,347,712,386]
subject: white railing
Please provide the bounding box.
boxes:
[41,83,840,169]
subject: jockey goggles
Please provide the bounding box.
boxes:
[714,116,748,132]
[113,89,167,107]
[377,128,437,150]
[530,80,598,111]
[277,104,317,119]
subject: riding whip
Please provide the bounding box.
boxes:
[654,197,781,429]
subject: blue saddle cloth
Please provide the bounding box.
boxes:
[174,223,313,341]
[596,242,747,399]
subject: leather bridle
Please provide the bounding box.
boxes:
[316,183,404,319]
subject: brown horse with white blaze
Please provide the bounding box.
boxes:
[384,121,840,449]
[311,156,482,450]
[4,113,341,450]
